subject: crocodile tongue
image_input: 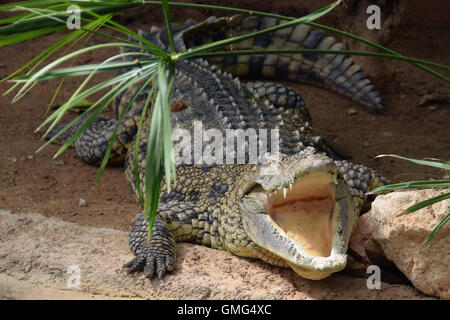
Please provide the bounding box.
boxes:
[265,171,335,257]
[240,168,356,280]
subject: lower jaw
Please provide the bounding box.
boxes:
[287,260,345,280]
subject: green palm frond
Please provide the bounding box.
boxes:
[2,0,449,240]
[372,155,450,244]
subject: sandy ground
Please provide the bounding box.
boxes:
[0,210,432,300]
[0,1,449,299]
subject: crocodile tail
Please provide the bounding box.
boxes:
[178,15,383,111]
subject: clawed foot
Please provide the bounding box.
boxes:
[123,248,176,279]
[124,213,177,279]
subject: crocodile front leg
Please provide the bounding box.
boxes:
[124,213,176,279]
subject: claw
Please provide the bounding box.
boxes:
[144,259,155,279]
[123,256,145,274]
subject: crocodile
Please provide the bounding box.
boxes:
[50,15,389,280]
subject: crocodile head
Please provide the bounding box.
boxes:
[238,147,357,280]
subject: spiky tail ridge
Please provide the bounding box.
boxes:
[176,15,383,111]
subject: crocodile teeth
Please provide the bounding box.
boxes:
[283,187,288,199]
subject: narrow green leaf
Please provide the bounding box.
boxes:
[161,0,175,54]
[95,72,156,184]
[376,154,450,171]
[45,19,105,114]
[133,79,157,205]
[174,1,341,61]
[406,192,450,214]
[424,212,450,244]
[81,6,168,59]
[1,16,108,85]
[198,49,450,73]
[36,62,157,150]
[50,66,155,159]
[14,59,155,81]
[371,180,450,194]
[142,60,175,238]
[12,42,145,102]
[0,26,60,47]
[35,62,153,135]
[138,1,450,83]
[0,0,62,11]
[0,2,140,36]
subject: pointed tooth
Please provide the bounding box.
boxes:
[283,187,287,199]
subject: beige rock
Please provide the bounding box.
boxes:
[369,189,450,299]
[349,213,374,264]
[347,213,410,285]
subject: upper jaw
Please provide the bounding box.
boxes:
[239,151,358,280]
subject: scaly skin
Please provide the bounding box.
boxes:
[121,52,388,279]
[48,15,390,280]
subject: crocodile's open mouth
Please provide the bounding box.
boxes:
[239,149,357,280]
[265,171,336,257]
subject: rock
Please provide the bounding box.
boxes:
[78,198,88,207]
[347,214,411,285]
[347,108,358,116]
[369,189,450,299]
[349,213,373,264]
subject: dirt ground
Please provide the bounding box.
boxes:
[0,1,449,300]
